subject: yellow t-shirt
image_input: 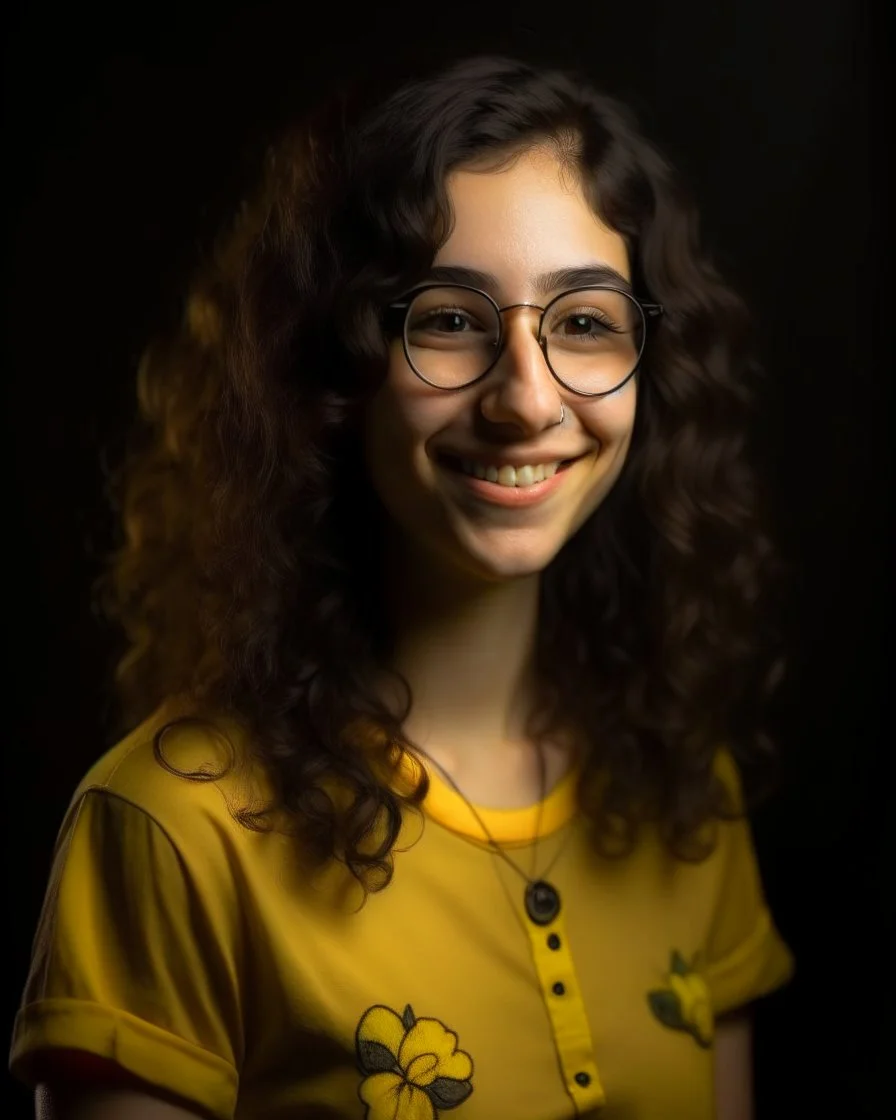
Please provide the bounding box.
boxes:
[10,707,793,1119]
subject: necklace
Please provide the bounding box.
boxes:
[415,742,570,926]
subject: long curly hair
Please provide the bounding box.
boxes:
[95,54,786,897]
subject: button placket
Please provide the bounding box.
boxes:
[525,909,605,1109]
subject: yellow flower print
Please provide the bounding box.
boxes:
[355,1003,474,1119]
[647,950,714,1049]
[668,971,713,1046]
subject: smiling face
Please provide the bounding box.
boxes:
[363,144,638,585]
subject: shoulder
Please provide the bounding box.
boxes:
[68,700,272,850]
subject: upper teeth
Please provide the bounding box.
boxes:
[460,460,561,487]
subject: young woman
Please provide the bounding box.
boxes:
[10,54,793,1120]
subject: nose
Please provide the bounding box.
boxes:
[477,306,563,434]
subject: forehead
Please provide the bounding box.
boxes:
[436,146,630,298]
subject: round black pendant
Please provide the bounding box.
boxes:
[524,879,561,925]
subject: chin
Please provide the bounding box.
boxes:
[450,538,565,584]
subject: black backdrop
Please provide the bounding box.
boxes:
[4,1,890,1116]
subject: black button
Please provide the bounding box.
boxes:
[547,933,561,950]
[552,981,566,995]
[575,1071,591,1087]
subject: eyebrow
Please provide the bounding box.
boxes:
[421,263,633,297]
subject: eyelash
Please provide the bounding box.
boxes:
[418,307,623,335]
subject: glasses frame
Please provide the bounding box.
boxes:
[386,282,664,397]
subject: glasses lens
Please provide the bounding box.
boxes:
[544,289,644,395]
[404,287,499,388]
[402,286,645,394]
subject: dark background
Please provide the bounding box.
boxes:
[4,0,890,1116]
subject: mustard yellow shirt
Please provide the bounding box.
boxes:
[10,707,793,1118]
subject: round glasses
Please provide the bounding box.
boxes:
[386,283,663,396]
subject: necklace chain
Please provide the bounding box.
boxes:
[413,742,572,890]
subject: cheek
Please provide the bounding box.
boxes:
[366,351,460,465]
[583,383,638,451]
[362,383,446,516]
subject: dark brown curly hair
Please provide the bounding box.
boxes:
[95,54,786,898]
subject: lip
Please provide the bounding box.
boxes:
[438,456,576,508]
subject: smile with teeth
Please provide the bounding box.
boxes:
[458,459,564,487]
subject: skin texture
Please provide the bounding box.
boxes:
[35,1086,204,1119]
[364,145,637,589]
[714,1012,755,1120]
[367,146,637,794]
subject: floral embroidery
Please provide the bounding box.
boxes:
[355,1002,474,1119]
[647,950,714,1048]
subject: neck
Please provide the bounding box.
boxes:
[378,534,542,762]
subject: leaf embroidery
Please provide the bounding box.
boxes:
[647,950,714,1049]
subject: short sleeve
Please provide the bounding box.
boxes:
[702,752,795,1016]
[9,789,242,1119]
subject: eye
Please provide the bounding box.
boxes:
[421,308,479,333]
[404,287,498,343]
[557,309,622,337]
